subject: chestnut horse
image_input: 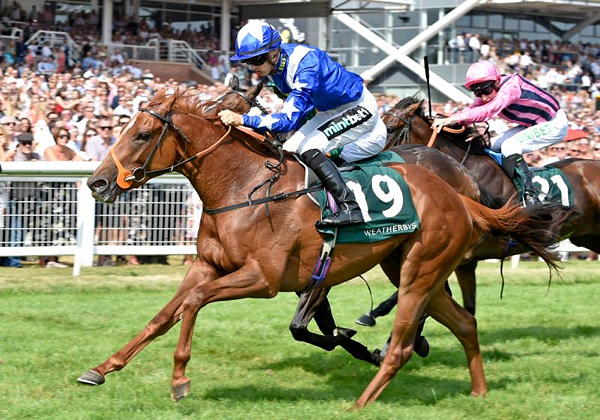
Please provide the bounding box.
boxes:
[80,90,558,406]
[383,96,600,312]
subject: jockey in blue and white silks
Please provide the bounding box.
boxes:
[219,20,387,227]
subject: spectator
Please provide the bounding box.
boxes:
[44,127,81,161]
[86,118,116,161]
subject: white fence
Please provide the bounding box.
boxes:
[0,162,593,275]
[0,162,199,275]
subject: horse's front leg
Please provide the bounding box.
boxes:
[77,259,219,386]
[171,259,275,401]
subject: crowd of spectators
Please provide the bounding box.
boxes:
[0,9,599,265]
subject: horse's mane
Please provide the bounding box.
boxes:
[393,96,490,154]
[147,88,222,117]
[148,88,282,159]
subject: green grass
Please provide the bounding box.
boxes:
[0,260,599,419]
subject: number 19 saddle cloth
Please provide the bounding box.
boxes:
[304,151,420,244]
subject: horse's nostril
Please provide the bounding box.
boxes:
[90,178,109,193]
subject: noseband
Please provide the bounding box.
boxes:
[110,107,231,189]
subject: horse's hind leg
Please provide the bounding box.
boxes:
[426,290,487,396]
[455,260,478,315]
[290,288,338,351]
[77,260,218,386]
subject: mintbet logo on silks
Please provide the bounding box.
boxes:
[318,106,373,140]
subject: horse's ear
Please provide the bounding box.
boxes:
[164,87,180,109]
[228,75,240,90]
[246,77,265,100]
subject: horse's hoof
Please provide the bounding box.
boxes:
[471,388,487,397]
[414,336,430,358]
[77,370,105,386]
[355,314,376,327]
[171,380,191,402]
[334,327,357,339]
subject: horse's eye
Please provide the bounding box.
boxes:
[387,127,396,134]
[137,132,151,141]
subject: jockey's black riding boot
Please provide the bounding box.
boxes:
[300,149,363,227]
[503,153,539,207]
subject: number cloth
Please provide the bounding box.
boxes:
[313,151,420,243]
[513,165,574,207]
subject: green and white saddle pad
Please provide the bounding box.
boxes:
[313,151,420,243]
[513,165,574,206]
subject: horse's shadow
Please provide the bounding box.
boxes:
[201,324,600,403]
[479,324,600,347]
[201,351,509,404]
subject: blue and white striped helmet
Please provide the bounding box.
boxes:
[231,20,281,61]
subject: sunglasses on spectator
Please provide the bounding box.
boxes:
[99,126,113,130]
[58,134,69,138]
[3,122,16,126]
[242,53,269,66]
[20,141,32,146]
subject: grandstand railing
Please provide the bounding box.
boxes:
[0,162,198,275]
[0,27,23,41]
[106,42,159,61]
[26,30,80,61]
[166,40,206,68]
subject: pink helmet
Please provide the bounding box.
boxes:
[464,61,500,89]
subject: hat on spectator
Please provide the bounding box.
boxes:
[1,115,18,124]
[16,133,34,142]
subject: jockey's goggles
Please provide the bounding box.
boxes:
[470,81,498,97]
[242,53,269,66]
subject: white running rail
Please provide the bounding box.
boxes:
[0,162,200,275]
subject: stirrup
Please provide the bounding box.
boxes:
[317,209,363,227]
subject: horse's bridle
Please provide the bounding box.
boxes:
[110,107,231,189]
[383,110,413,147]
[217,89,269,115]
[383,108,471,162]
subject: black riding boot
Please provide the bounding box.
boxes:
[300,149,363,226]
[503,153,539,207]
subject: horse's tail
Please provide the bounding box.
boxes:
[460,195,563,273]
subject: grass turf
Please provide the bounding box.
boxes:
[0,260,599,419]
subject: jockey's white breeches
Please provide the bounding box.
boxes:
[490,109,568,156]
[283,88,387,163]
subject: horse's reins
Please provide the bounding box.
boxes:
[110,108,231,189]
[427,124,466,148]
[109,102,316,216]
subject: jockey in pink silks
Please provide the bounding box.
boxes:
[433,60,568,206]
